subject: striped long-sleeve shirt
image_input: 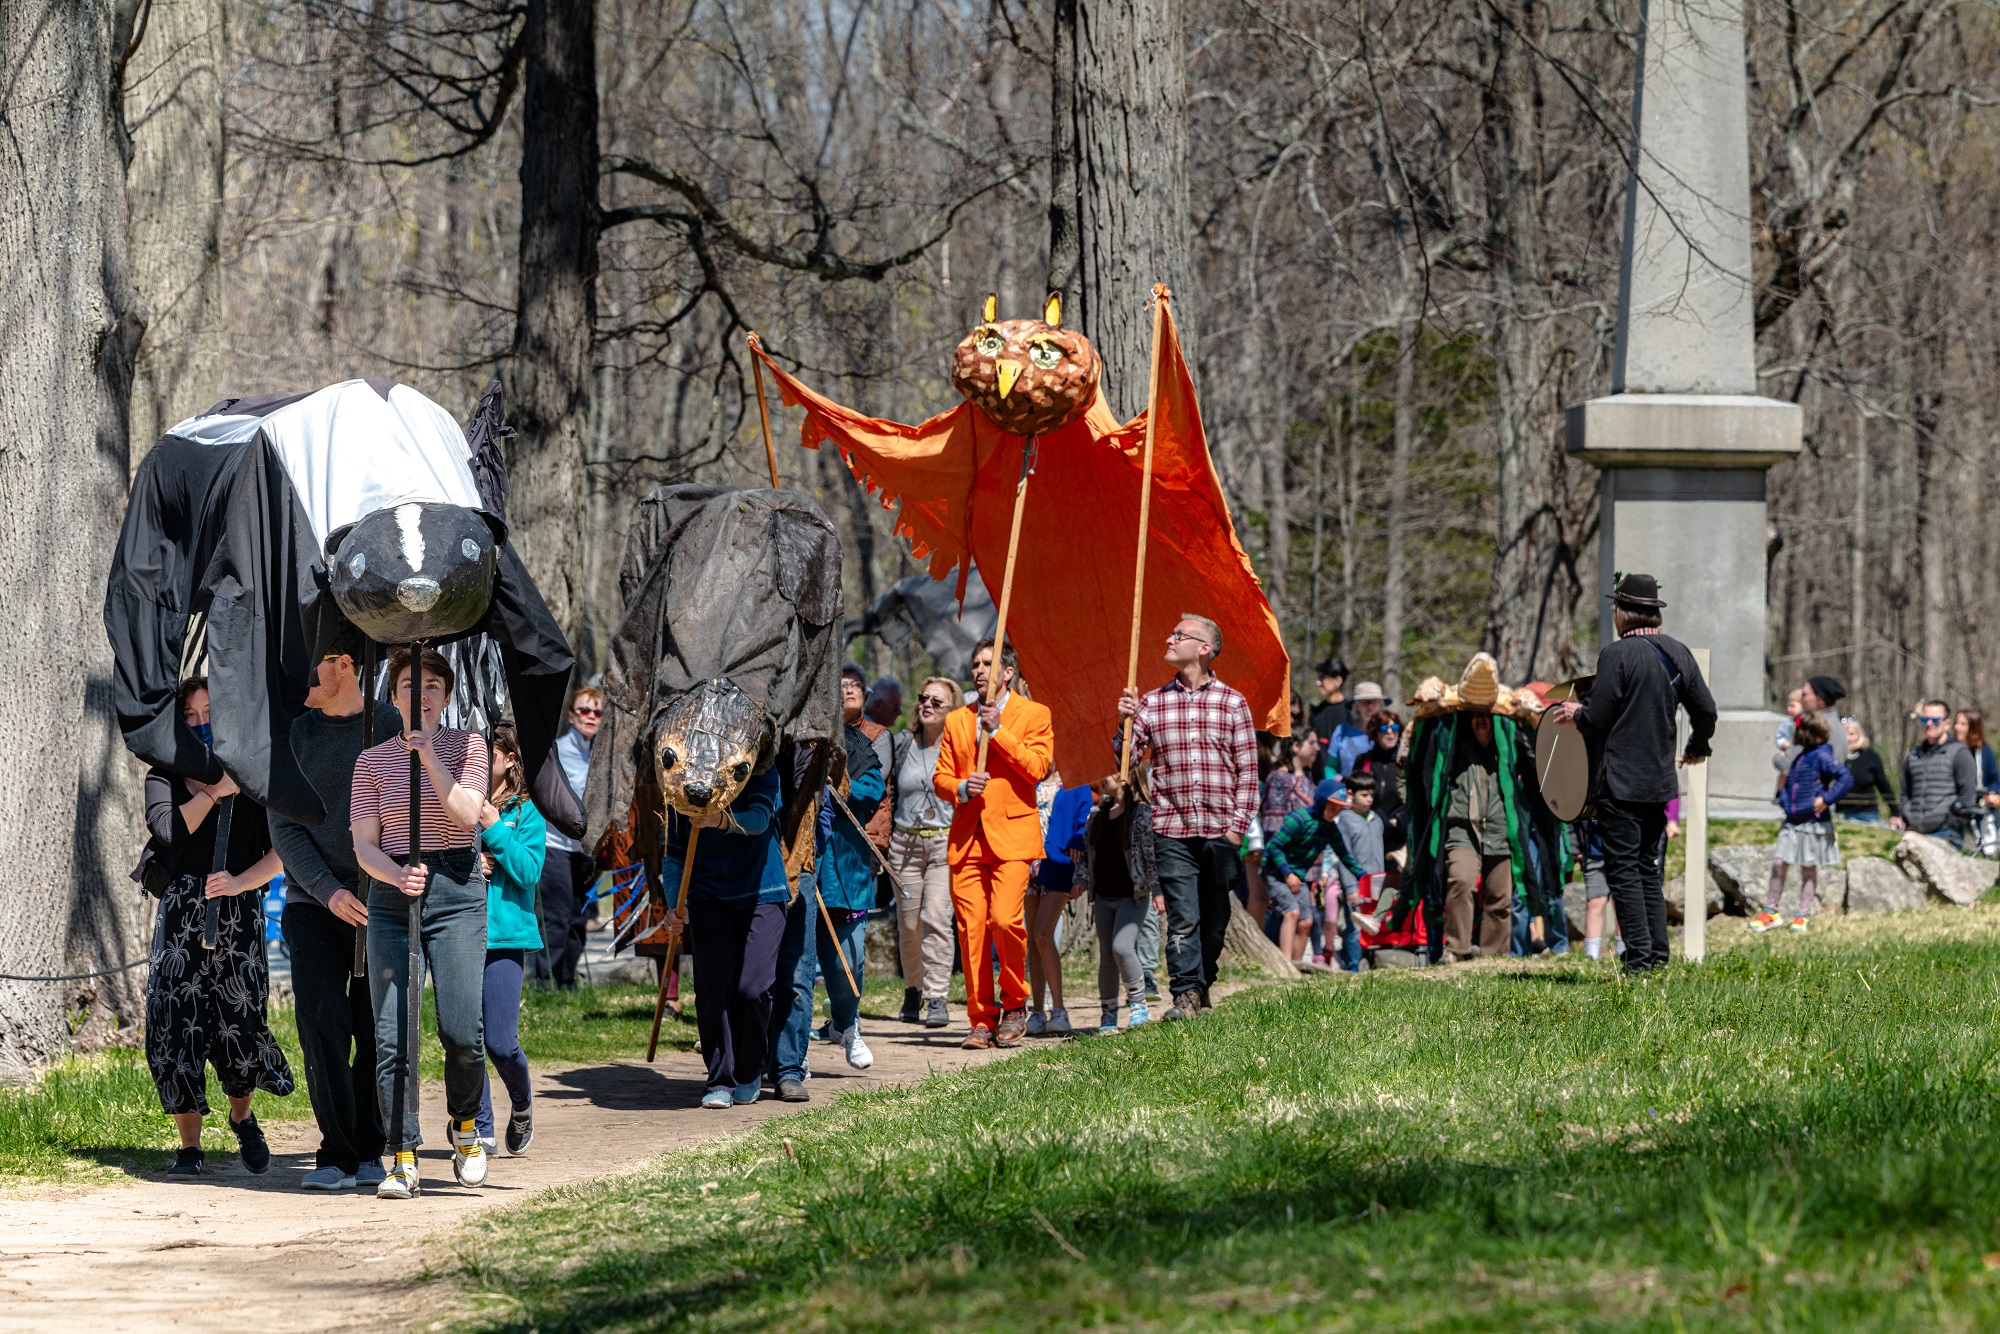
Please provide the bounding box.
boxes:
[1123,675,1259,840]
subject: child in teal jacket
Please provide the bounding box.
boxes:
[476,723,546,1152]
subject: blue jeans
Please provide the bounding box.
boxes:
[1511,897,1570,956]
[476,949,531,1140]
[768,879,868,1084]
[366,849,487,1150]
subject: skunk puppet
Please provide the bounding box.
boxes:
[105,377,583,837]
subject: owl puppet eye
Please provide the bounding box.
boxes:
[978,334,1004,357]
[1028,343,1062,370]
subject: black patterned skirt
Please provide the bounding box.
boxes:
[144,875,295,1115]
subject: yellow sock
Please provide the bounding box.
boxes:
[396,1150,416,1167]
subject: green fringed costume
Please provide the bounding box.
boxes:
[1384,711,1570,955]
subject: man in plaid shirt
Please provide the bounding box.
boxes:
[1116,613,1259,1019]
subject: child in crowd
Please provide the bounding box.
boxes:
[1078,772,1160,1033]
[1264,779,1365,967]
[474,721,546,1156]
[1753,710,1852,934]
[1573,817,1618,961]
[1329,779,1385,970]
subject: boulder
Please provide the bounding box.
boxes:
[1563,881,1589,939]
[1662,873,1727,923]
[1706,844,1773,916]
[1844,856,1926,914]
[1894,832,1997,907]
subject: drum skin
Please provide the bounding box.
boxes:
[1536,713,1590,822]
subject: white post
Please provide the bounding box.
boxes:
[1683,647,1711,963]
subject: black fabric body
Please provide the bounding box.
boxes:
[587,484,844,849]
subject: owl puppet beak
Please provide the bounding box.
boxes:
[996,361,1023,399]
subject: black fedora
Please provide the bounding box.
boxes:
[1609,572,1666,609]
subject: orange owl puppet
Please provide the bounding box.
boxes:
[750,290,1290,782]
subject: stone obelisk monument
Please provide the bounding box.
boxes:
[1566,0,1798,809]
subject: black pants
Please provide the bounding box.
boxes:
[536,848,594,988]
[688,895,787,1093]
[283,896,385,1173]
[1598,797,1670,972]
[1156,835,1238,998]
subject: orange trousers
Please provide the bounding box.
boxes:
[948,858,1031,1030]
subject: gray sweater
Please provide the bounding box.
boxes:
[1334,809,1386,894]
[270,702,406,908]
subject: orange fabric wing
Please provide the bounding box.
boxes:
[753,302,1290,782]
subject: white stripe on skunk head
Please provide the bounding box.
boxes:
[397,503,426,573]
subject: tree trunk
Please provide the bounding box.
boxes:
[1047,0,1193,417]
[0,0,121,1075]
[1479,0,1579,684]
[509,0,599,642]
[1379,299,1419,699]
[123,0,222,450]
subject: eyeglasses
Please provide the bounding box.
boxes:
[1166,630,1212,647]
[573,706,603,718]
[918,695,952,708]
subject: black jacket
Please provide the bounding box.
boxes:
[1836,746,1896,816]
[1573,631,1718,805]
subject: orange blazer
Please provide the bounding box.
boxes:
[933,693,1055,864]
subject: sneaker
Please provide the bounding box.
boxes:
[1750,911,1783,933]
[1789,916,1810,933]
[1164,990,1202,1021]
[230,1113,271,1174]
[450,1119,488,1187]
[700,1088,732,1109]
[923,997,950,1028]
[1128,1001,1151,1027]
[961,1025,994,1050]
[356,1160,387,1187]
[377,1154,420,1199]
[733,1080,762,1105]
[504,1106,534,1156]
[167,1146,204,1178]
[301,1165,355,1191]
[995,1008,1029,1047]
[778,1078,811,1103]
[1025,1011,1047,1037]
[1046,1008,1073,1036]
[899,987,921,1022]
[839,1026,874,1070]
[1098,1007,1119,1034]
[1143,973,1160,1000]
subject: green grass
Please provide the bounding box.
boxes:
[1664,817,1903,882]
[435,907,2000,1331]
[0,979,693,1183]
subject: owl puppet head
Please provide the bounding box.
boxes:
[950,292,1101,437]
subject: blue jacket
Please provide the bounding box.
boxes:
[1034,784,1095,890]
[814,764,886,912]
[1779,743,1852,825]
[481,796,547,949]
[664,767,788,905]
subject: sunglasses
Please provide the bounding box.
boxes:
[1379,724,1401,735]
[1920,714,1949,725]
[573,706,603,718]
[918,695,953,708]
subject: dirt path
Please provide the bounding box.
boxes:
[0,1009,1025,1333]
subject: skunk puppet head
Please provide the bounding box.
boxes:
[328,500,502,645]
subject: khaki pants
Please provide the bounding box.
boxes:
[889,827,955,999]
[1444,847,1513,959]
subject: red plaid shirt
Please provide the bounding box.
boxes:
[1125,674,1259,839]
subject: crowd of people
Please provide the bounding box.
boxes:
[133,567,2000,1195]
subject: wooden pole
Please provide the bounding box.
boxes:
[749,334,781,488]
[810,867,863,999]
[399,640,426,1159]
[974,437,1035,772]
[1119,288,1171,783]
[648,826,700,1063]
[1683,647,1712,964]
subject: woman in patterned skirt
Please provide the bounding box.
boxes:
[142,677,294,1178]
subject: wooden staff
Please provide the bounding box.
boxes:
[1119,288,1172,784]
[974,436,1037,772]
[399,640,426,1154]
[749,333,782,488]
[647,826,700,1062]
[355,635,377,978]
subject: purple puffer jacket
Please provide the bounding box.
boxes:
[1780,742,1852,824]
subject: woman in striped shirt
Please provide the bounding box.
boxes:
[350,646,491,1200]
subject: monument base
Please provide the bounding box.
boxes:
[1698,709,1787,814]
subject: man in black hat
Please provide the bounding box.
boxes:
[1547,573,1717,974]
[1778,675,1849,772]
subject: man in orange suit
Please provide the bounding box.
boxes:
[934,637,1054,1049]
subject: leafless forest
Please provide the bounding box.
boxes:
[2,0,1997,1063]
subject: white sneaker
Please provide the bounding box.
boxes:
[840,1025,874,1070]
[1025,1011,1047,1037]
[377,1155,420,1200]
[1046,1008,1072,1036]
[301,1165,354,1191]
[449,1119,489,1187]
